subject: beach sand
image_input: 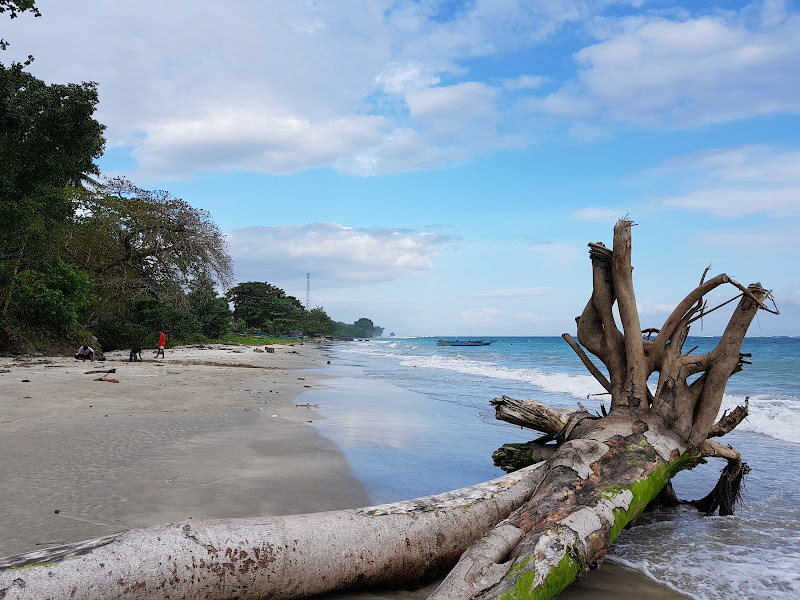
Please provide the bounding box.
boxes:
[0,343,687,599]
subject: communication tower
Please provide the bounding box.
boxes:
[306,273,311,310]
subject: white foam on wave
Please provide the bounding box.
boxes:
[610,509,800,600]
[720,393,800,445]
[396,354,606,400]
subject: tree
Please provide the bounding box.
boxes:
[0,222,776,599]
[226,282,304,333]
[0,62,105,348]
[187,277,231,339]
[334,317,384,338]
[66,178,232,324]
[301,306,336,336]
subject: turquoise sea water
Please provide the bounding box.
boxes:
[303,336,800,600]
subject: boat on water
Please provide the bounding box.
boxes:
[437,339,493,346]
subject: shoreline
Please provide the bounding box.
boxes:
[1,343,687,599]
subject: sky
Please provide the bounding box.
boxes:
[4,0,799,337]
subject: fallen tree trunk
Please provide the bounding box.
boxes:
[0,465,545,600]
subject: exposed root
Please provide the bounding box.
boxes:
[690,459,749,516]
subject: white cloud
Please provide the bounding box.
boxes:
[375,61,441,95]
[226,223,451,284]
[10,1,800,178]
[661,188,800,217]
[461,308,501,323]
[4,0,665,179]
[134,108,389,176]
[649,145,800,217]
[528,11,800,129]
[502,74,549,90]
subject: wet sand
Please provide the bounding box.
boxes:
[0,343,687,598]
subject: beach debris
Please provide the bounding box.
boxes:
[254,348,264,352]
[21,379,29,382]
[266,347,275,353]
[295,403,319,408]
[93,376,119,383]
[84,368,116,375]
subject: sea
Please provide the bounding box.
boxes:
[300,336,800,600]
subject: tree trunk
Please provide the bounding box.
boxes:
[0,465,544,600]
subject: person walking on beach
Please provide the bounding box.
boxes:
[75,345,95,362]
[154,330,166,359]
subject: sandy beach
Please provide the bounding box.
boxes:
[0,343,686,599]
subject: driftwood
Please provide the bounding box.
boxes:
[0,465,545,599]
[84,368,117,375]
[431,219,774,600]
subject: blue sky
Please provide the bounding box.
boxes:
[5,0,798,336]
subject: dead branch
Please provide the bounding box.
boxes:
[709,397,749,438]
[561,333,611,393]
[611,220,648,408]
[490,396,576,436]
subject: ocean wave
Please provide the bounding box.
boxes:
[396,354,605,400]
[720,393,800,445]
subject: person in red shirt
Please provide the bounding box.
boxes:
[155,330,166,358]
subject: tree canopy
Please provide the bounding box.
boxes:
[334,317,385,338]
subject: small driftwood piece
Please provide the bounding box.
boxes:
[94,376,119,383]
[295,403,319,408]
[84,368,117,375]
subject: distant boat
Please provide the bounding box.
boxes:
[437,339,493,346]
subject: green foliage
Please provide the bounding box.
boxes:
[3,258,92,332]
[226,282,304,334]
[0,63,105,250]
[334,317,384,338]
[301,307,336,336]
[187,277,231,339]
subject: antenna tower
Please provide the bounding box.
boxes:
[306,273,311,310]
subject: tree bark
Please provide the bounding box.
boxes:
[0,466,544,600]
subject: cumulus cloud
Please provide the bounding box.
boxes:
[5,0,675,179]
[10,1,800,178]
[134,108,389,176]
[227,223,451,284]
[527,9,800,129]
